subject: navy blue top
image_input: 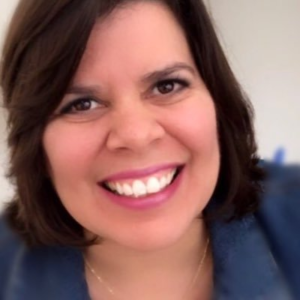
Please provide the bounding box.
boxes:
[1,163,300,300]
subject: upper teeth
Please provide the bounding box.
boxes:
[105,168,177,198]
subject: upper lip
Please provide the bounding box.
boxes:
[100,163,183,182]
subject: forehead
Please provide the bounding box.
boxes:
[73,1,195,83]
[93,1,182,41]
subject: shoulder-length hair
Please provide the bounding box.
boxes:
[0,0,265,247]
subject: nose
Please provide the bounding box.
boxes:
[106,102,165,152]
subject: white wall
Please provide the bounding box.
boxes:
[206,0,300,163]
[0,113,12,210]
[0,0,299,209]
[0,1,19,210]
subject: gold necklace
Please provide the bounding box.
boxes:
[85,238,210,300]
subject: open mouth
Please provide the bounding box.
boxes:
[101,166,183,198]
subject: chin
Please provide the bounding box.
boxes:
[112,220,197,252]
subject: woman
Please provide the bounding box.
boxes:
[0,0,299,299]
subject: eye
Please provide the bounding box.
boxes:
[60,98,101,114]
[153,78,189,96]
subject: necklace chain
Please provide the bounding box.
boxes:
[85,238,210,300]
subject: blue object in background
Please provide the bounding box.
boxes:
[273,147,286,164]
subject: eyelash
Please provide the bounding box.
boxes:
[58,77,190,115]
[152,77,190,96]
[59,97,102,115]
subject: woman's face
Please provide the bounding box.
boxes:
[43,1,220,251]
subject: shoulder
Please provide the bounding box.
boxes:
[209,163,300,299]
[256,161,300,297]
[0,215,89,300]
[0,215,23,298]
[258,161,300,230]
[262,160,300,191]
[0,214,23,270]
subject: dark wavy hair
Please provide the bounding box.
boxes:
[0,0,265,247]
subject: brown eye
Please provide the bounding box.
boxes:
[153,78,190,97]
[156,81,175,94]
[60,98,100,114]
[73,99,92,111]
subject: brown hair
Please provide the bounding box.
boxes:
[0,0,265,247]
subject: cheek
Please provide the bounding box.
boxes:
[174,98,220,207]
[166,98,219,155]
[165,95,220,200]
[42,123,104,180]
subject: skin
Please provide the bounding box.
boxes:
[43,2,219,299]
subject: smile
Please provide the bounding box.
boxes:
[102,167,182,198]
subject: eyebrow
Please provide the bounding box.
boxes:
[66,62,196,95]
[141,62,196,83]
[66,85,102,95]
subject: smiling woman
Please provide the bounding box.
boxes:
[43,3,220,259]
[0,0,299,300]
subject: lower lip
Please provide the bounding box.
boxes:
[99,168,184,210]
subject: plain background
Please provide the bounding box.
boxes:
[0,0,299,209]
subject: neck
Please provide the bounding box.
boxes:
[84,219,212,300]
